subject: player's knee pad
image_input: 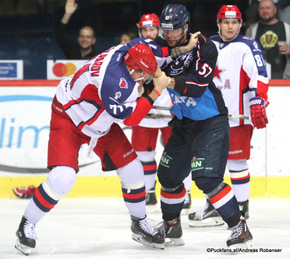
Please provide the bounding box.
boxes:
[45,166,77,198]
[227,159,248,171]
[194,177,223,194]
[136,150,156,162]
[117,159,144,189]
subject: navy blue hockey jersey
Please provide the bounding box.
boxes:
[160,34,228,120]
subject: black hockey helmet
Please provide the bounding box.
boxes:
[160,4,190,31]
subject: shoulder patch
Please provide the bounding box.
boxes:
[119,78,128,89]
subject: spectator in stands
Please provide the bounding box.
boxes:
[246,0,290,79]
[120,32,137,45]
[56,0,98,59]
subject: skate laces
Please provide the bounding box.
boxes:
[139,218,158,236]
[24,221,38,240]
[228,221,244,240]
[199,200,210,220]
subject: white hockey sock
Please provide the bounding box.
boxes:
[144,174,156,192]
[228,160,250,202]
[231,178,250,202]
[183,173,192,193]
[24,197,46,225]
[118,159,146,219]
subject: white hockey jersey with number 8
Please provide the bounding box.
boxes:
[210,34,269,127]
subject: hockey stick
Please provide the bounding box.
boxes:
[146,113,250,120]
[152,105,171,111]
[145,114,173,119]
[228,114,251,120]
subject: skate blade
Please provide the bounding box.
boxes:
[15,239,32,255]
[228,240,254,251]
[132,233,164,250]
[165,237,185,246]
[189,217,225,227]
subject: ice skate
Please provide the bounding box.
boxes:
[131,216,164,249]
[13,185,36,199]
[146,188,157,205]
[157,217,184,246]
[145,188,158,212]
[227,218,253,249]
[238,200,249,219]
[15,216,37,255]
[183,192,191,209]
[188,199,224,227]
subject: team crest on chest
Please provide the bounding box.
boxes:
[170,52,193,76]
[213,64,225,82]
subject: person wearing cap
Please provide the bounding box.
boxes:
[132,13,193,210]
[155,4,254,249]
[188,5,269,229]
[14,38,173,255]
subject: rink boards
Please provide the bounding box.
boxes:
[0,79,290,198]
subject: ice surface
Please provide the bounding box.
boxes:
[1,198,290,258]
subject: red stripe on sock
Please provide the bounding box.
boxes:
[34,188,55,209]
[123,190,146,199]
[209,185,232,204]
[161,188,186,199]
[143,164,157,171]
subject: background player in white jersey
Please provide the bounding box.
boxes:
[133,13,192,209]
[188,5,269,227]
[14,39,173,255]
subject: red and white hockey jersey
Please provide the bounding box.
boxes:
[55,38,167,139]
[210,34,269,127]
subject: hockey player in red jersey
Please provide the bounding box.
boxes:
[133,13,192,209]
[189,5,269,230]
[14,40,173,255]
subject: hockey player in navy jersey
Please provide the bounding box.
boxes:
[155,4,253,248]
[188,5,269,229]
[14,39,173,255]
[132,13,194,210]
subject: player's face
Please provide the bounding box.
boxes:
[220,19,240,42]
[162,26,187,47]
[140,26,158,41]
[130,69,153,84]
[78,28,96,50]
[258,0,277,24]
[120,34,131,45]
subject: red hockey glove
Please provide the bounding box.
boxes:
[249,97,268,129]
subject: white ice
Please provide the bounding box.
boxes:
[1,198,290,259]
